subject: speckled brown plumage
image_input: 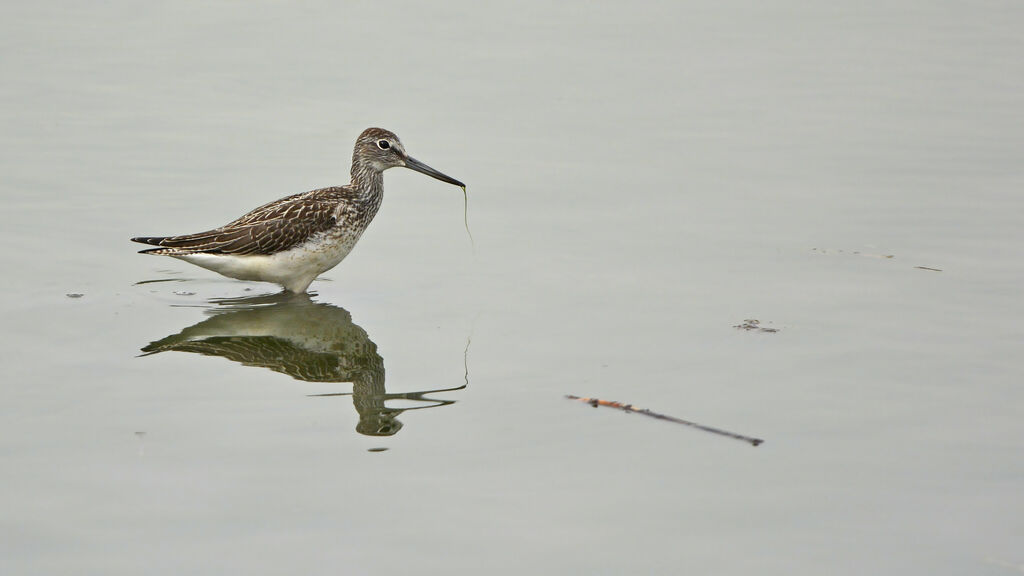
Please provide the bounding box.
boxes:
[132,186,367,256]
[131,127,464,293]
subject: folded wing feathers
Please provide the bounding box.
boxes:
[132,189,345,256]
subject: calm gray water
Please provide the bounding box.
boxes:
[2,1,1023,574]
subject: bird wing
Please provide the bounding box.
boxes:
[132,188,347,255]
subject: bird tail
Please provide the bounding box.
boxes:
[131,236,185,255]
[137,247,186,255]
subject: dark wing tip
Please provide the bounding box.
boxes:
[131,236,166,246]
[137,247,182,255]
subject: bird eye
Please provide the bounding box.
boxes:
[377,139,391,150]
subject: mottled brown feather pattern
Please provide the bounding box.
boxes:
[135,187,358,255]
[131,127,463,293]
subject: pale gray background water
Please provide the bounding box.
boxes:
[2,1,1022,574]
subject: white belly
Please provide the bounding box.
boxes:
[174,235,358,293]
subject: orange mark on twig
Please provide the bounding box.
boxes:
[566,395,764,447]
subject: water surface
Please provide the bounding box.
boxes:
[2,1,1023,574]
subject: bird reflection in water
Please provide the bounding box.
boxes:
[141,292,466,437]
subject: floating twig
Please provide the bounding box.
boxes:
[914,266,942,272]
[566,395,764,447]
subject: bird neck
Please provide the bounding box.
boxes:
[350,163,384,200]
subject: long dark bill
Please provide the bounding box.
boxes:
[405,156,465,188]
